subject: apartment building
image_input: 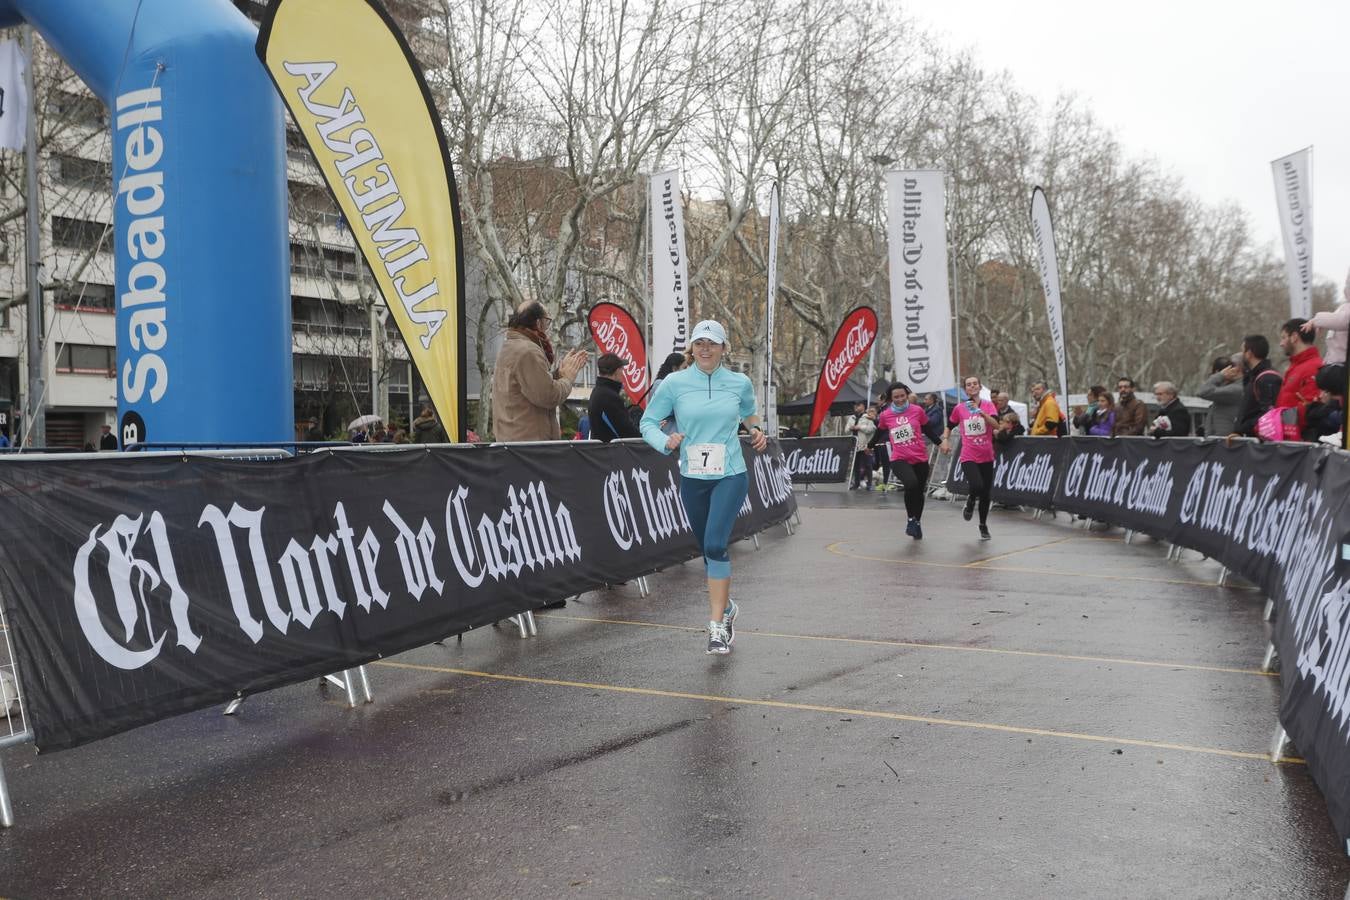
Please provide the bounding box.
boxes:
[0,2,450,448]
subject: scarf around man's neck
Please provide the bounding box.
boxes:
[510,326,555,365]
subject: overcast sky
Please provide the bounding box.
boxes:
[904,0,1350,296]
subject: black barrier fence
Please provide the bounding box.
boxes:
[951,435,1350,848]
[0,439,797,753]
[776,436,854,483]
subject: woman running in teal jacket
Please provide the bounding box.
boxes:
[640,320,768,655]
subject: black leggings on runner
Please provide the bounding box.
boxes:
[891,460,930,520]
[961,460,994,525]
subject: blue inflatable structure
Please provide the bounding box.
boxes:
[0,0,292,446]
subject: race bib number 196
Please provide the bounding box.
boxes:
[963,416,986,437]
[687,442,726,476]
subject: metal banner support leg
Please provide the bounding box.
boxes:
[0,758,13,828]
[1261,642,1279,673]
[1217,566,1230,587]
[1124,529,1135,544]
[636,576,651,598]
[1264,598,1276,622]
[1270,724,1290,763]
[357,665,374,703]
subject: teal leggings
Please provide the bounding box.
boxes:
[679,472,749,580]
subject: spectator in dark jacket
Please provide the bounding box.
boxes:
[1111,377,1148,436]
[994,410,1025,445]
[1303,364,1345,442]
[1149,381,1192,438]
[412,406,444,443]
[1232,334,1283,437]
[919,393,946,445]
[587,353,641,442]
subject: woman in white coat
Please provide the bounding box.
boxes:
[1303,268,1350,364]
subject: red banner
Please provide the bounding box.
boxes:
[809,306,878,436]
[587,302,650,407]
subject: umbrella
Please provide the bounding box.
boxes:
[347,414,383,432]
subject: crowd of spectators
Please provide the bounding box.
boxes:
[995,291,1349,446]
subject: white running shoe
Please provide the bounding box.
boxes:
[721,599,739,645]
[707,621,731,655]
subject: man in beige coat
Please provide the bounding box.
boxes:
[492,301,589,441]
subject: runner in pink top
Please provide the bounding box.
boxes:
[877,382,932,539]
[941,374,1000,540]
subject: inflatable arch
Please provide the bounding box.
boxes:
[0,0,291,446]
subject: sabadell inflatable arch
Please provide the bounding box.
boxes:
[0,0,291,447]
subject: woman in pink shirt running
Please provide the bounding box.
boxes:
[941,374,999,540]
[877,382,932,539]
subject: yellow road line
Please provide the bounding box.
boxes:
[966,536,1078,566]
[372,659,1301,764]
[547,614,1275,678]
[826,541,1259,591]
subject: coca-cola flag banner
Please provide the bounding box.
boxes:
[1271,147,1313,319]
[587,302,649,407]
[775,437,853,483]
[809,307,878,437]
[1030,188,1069,401]
[0,441,796,752]
[947,435,1350,849]
[650,169,690,360]
[886,170,954,394]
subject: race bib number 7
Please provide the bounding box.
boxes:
[687,442,726,476]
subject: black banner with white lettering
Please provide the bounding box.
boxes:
[952,435,1350,847]
[947,437,1061,507]
[776,437,853,483]
[0,440,796,752]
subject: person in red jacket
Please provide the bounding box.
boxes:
[1277,317,1324,434]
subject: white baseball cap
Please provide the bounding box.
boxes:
[689,319,727,345]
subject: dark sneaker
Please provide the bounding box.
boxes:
[905,517,918,538]
[913,519,923,540]
[721,599,739,645]
[962,500,974,521]
[707,622,731,655]
[979,525,991,541]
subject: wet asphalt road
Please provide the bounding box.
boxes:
[2,489,1349,898]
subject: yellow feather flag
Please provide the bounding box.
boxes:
[257,0,464,439]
